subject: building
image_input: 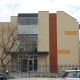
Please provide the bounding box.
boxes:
[0,11,79,73]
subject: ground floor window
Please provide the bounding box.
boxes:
[17,55,38,72]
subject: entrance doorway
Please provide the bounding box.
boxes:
[17,55,38,72]
[28,59,37,71]
[28,59,33,71]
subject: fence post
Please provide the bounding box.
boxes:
[41,63,43,77]
[28,65,30,77]
[54,65,57,73]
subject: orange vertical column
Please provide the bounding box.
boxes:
[49,13,57,73]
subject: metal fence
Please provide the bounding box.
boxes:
[0,65,80,78]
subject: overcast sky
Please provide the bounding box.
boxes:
[0,0,80,23]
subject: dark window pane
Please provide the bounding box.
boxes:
[32,41,37,46]
[32,47,37,52]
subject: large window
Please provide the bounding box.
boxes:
[17,55,38,72]
[18,40,37,52]
[18,25,38,34]
[18,14,38,52]
[18,17,38,34]
[18,17,38,25]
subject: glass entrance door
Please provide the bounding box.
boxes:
[34,59,37,71]
[28,59,33,71]
[22,59,28,72]
[17,55,38,72]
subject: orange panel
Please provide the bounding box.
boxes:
[58,50,71,54]
[64,31,78,35]
[49,13,57,73]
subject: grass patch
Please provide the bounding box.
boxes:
[14,75,57,78]
[33,75,56,78]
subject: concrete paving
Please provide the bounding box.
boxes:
[9,77,62,80]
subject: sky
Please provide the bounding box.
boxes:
[0,0,80,23]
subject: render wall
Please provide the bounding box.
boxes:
[0,16,18,67]
[38,55,49,72]
[38,11,50,72]
[57,11,79,65]
[38,11,49,52]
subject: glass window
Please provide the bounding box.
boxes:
[25,46,31,52]
[19,47,24,52]
[18,17,38,34]
[66,72,75,77]
[34,56,37,58]
[18,42,25,52]
[18,35,37,52]
[62,71,80,78]
[30,56,33,58]
[32,47,37,52]
[20,42,24,46]
[34,59,37,71]
[25,42,31,47]
[18,17,38,25]
[18,25,38,34]
[32,41,37,46]
[76,71,80,78]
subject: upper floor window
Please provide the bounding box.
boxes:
[18,17,38,25]
[18,25,38,34]
[18,41,37,52]
[18,35,38,52]
[18,17,38,34]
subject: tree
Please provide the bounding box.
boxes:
[0,23,28,72]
